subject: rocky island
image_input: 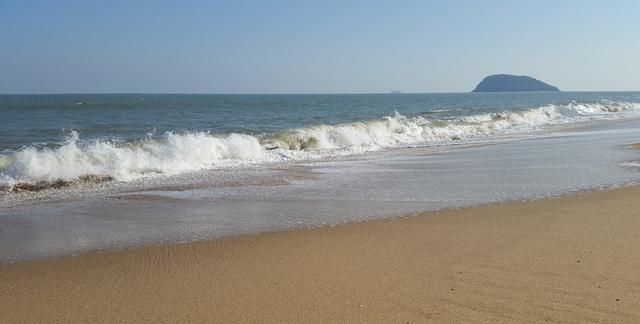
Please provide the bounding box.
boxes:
[472,74,560,92]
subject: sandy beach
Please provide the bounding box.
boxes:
[3,1,640,323]
[2,185,640,323]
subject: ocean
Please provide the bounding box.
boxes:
[2,92,640,262]
[1,92,640,187]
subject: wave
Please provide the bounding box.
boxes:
[1,101,639,190]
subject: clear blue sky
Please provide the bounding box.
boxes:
[1,0,638,93]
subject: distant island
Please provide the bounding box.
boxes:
[472,74,560,92]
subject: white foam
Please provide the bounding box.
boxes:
[1,101,639,188]
[621,161,640,168]
[1,131,268,186]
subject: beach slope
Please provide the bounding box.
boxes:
[2,186,640,323]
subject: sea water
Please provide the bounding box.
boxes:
[1,92,640,186]
[1,92,640,262]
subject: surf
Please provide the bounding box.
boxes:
[1,100,639,190]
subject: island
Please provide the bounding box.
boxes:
[472,74,560,92]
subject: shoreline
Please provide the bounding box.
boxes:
[1,180,636,266]
[3,185,640,323]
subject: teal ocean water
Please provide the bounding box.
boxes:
[1,92,640,188]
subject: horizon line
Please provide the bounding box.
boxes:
[1,90,639,96]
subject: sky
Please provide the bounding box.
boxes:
[0,0,638,93]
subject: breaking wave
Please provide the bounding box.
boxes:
[1,101,639,190]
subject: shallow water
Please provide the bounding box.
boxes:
[1,117,640,263]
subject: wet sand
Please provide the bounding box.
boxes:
[2,186,640,323]
[626,142,640,149]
